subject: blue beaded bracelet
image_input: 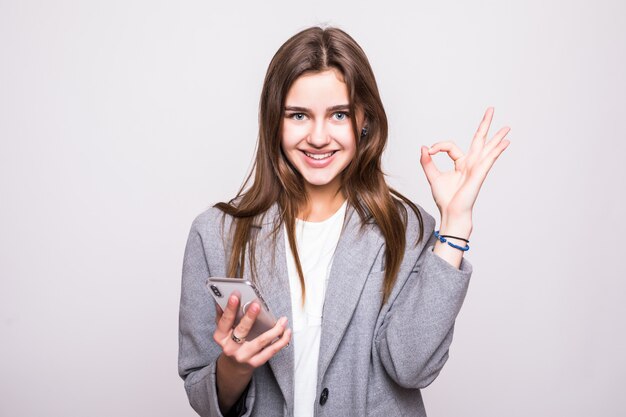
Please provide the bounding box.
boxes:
[434,230,470,251]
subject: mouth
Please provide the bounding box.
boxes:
[301,150,338,160]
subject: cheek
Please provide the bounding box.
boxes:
[345,145,357,163]
[280,124,296,149]
[282,127,303,148]
[331,125,356,151]
[279,129,298,164]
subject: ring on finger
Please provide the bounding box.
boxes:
[231,330,245,344]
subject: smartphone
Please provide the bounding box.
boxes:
[206,277,277,341]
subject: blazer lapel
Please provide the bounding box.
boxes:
[317,203,383,380]
[247,202,382,409]
[245,204,295,412]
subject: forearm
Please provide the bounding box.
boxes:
[216,354,253,413]
[376,243,472,388]
[432,213,472,269]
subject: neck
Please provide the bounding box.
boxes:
[299,180,346,222]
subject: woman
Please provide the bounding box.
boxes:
[178,26,510,417]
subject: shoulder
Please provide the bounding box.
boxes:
[189,201,280,237]
[188,205,232,240]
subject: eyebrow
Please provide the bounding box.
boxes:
[284,104,351,112]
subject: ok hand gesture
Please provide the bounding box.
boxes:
[420,107,511,220]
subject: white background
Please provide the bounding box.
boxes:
[1,1,625,416]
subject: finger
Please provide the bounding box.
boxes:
[473,106,494,141]
[250,317,289,350]
[249,327,293,368]
[231,301,261,342]
[469,107,494,154]
[420,145,440,185]
[484,126,511,153]
[428,141,464,161]
[467,139,511,191]
[486,138,511,163]
[216,294,239,334]
[215,303,223,325]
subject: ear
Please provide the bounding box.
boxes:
[360,113,369,137]
[356,107,368,138]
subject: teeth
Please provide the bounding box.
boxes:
[304,151,335,160]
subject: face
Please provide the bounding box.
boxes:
[280,68,364,196]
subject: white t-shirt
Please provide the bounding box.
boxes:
[283,200,347,417]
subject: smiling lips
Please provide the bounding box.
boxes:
[300,150,338,167]
[303,150,337,160]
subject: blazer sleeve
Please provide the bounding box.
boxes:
[374,210,473,389]
[178,210,257,417]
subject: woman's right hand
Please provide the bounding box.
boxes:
[213,293,291,412]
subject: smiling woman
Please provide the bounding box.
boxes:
[178,25,510,417]
[280,68,361,215]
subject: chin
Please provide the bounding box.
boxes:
[301,172,342,188]
[303,178,334,187]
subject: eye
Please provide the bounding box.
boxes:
[332,112,349,121]
[288,113,306,121]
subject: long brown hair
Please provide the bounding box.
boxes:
[215,26,424,305]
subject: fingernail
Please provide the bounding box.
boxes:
[250,303,259,314]
[279,317,287,326]
[229,295,237,305]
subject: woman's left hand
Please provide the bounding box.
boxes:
[420,107,511,220]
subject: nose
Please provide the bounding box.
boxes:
[307,120,331,148]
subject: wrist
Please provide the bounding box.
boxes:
[217,353,253,379]
[439,215,473,240]
[216,354,253,413]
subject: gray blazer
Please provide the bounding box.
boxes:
[178,201,472,417]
